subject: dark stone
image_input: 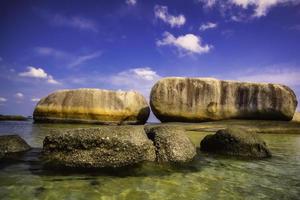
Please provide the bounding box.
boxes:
[34,186,46,197]
[200,127,271,158]
[145,126,196,163]
[42,126,156,169]
[90,180,100,186]
[0,135,31,158]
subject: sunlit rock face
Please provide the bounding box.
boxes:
[150,77,298,122]
[33,89,150,125]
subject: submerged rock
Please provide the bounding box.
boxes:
[145,126,196,163]
[42,126,156,168]
[200,127,271,158]
[0,135,31,158]
[33,88,150,125]
[150,77,297,122]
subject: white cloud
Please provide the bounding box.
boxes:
[199,22,218,31]
[19,66,60,84]
[0,97,7,102]
[19,67,48,78]
[154,5,186,27]
[156,32,212,55]
[126,0,137,6]
[199,0,300,18]
[15,93,24,99]
[68,51,102,68]
[231,0,278,17]
[0,57,3,62]
[31,98,40,102]
[47,75,60,84]
[111,67,161,97]
[199,0,217,7]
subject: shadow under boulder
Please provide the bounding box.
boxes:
[200,127,271,158]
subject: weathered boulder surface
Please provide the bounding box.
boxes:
[150,77,297,122]
[33,89,150,125]
[0,135,31,159]
[200,127,271,158]
[42,126,156,168]
[293,112,300,122]
[145,126,196,163]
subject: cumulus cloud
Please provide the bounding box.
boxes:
[19,66,60,84]
[199,22,218,31]
[126,0,137,6]
[156,32,212,55]
[31,98,40,102]
[15,93,24,99]
[154,5,186,27]
[199,0,217,7]
[0,97,7,102]
[111,67,161,97]
[199,0,300,18]
[19,67,48,79]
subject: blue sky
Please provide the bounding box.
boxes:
[0,0,300,118]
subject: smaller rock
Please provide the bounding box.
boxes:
[42,126,156,168]
[200,127,271,158]
[145,126,196,163]
[0,135,31,158]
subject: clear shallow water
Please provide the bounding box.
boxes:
[0,121,300,200]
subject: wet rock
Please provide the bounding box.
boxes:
[33,88,150,125]
[0,135,31,158]
[150,77,297,122]
[42,126,156,168]
[200,127,271,158]
[145,126,196,163]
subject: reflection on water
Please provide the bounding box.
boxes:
[0,121,300,200]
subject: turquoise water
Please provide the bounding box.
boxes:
[0,121,300,200]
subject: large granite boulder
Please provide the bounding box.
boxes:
[150,77,297,122]
[0,135,31,159]
[42,126,156,168]
[33,89,150,125]
[145,126,196,163]
[200,127,271,158]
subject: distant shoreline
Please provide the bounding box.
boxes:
[0,114,28,121]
